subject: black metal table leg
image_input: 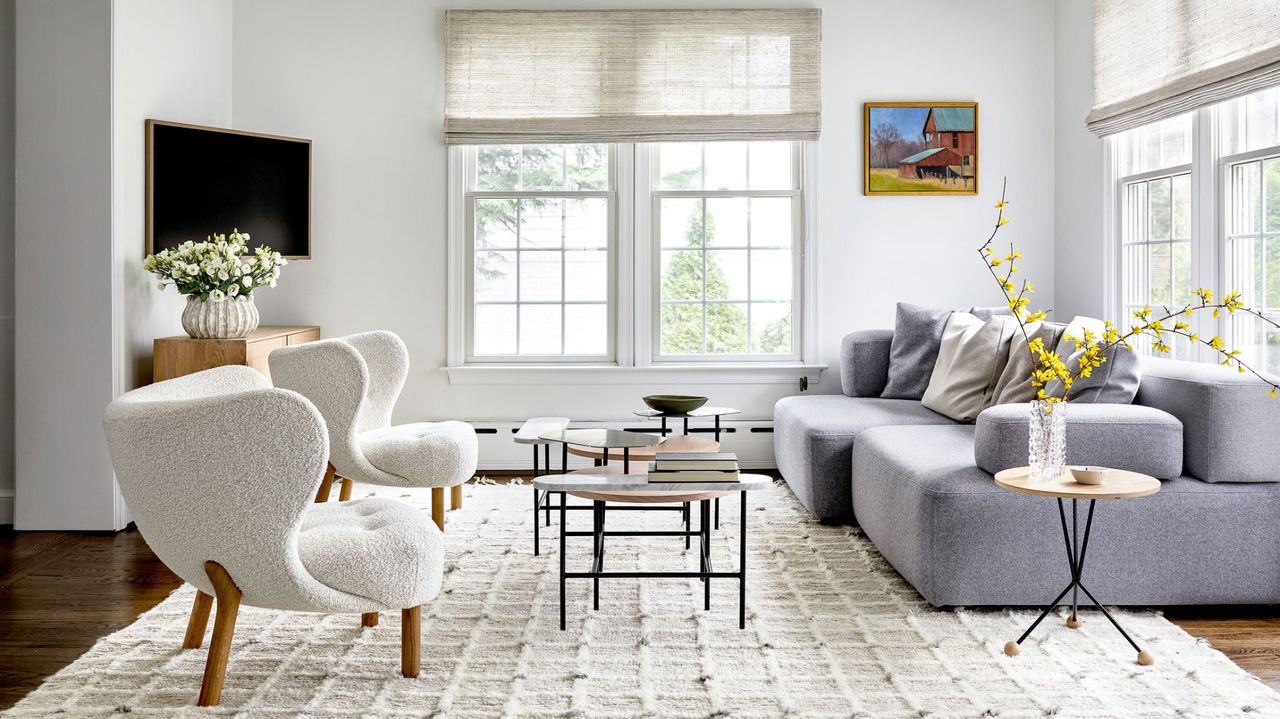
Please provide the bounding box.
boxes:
[559,489,567,630]
[715,498,720,529]
[593,500,603,610]
[684,501,691,549]
[624,447,630,474]
[714,414,721,442]
[739,490,747,629]
[701,499,711,609]
[562,442,568,472]
[682,416,689,434]
[544,443,550,474]
[1006,498,1151,664]
[533,445,542,554]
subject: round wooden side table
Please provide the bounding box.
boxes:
[994,466,1161,666]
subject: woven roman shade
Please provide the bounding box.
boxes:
[444,9,822,145]
[1088,0,1280,136]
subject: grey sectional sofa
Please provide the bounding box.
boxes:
[774,329,1280,607]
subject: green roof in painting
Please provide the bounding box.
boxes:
[899,147,947,164]
[928,107,975,132]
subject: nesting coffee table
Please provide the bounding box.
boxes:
[533,471,771,630]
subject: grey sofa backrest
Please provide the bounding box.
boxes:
[1135,357,1280,483]
[841,330,894,397]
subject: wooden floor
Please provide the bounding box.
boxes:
[2,513,1278,708]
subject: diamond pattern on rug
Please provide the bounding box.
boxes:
[3,481,1278,718]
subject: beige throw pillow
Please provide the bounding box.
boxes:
[921,312,1018,423]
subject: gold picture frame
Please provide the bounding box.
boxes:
[864,102,979,196]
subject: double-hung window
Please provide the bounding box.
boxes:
[1109,85,1280,373]
[453,141,810,370]
[1221,87,1280,375]
[1114,115,1195,359]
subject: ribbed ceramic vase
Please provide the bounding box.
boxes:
[181,295,259,339]
[1028,399,1067,481]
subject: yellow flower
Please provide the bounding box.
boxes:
[994,200,1007,209]
[1210,336,1225,350]
[999,216,1010,226]
[1270,388,1278,399]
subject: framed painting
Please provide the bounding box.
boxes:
[864,102,978,195]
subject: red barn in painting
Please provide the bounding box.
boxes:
[897,106,976,186]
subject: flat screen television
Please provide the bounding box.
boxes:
[146,120,311,259]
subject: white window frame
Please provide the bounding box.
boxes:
[445,142,823,385]
[1106,99,1280,365]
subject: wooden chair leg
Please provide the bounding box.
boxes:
[339,478,354,501]
[362,612,379,627]
[315,463,336,503]
[197,561,242,707]
[182,591,214,649]
[401,606,421,678]
[450,484,463,510]
[431,488,445,532]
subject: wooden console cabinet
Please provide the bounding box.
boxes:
[153,325,320,383]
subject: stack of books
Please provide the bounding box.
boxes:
[648,452,739,482]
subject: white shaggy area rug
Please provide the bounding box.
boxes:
[5,481,1279,719]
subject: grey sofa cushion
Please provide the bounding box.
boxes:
[1136,357,1280,483]
[851,423,1280,606]
[882,303,1009,400]
[840,329,893,398]
[973,403,1183,478]
[773,395,954,519]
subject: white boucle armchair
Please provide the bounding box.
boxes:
[103,366,443,706]
[268,330,478,531]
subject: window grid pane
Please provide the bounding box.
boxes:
[1121,171,1193,360]
[655,145,798,357]
[470,144,610,359]
[1227,152,1280,376]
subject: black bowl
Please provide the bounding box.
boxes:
[642,394,709,414]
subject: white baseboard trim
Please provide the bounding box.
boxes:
[0,490,13,525]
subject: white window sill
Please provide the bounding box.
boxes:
[442,363,827,386]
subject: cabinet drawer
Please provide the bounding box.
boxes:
[245,336,289,381]
[288,328,321,345]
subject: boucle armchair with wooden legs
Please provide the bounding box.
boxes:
[103,366,444,706]
[269,330,478,531]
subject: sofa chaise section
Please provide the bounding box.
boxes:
[774,396,954,519]
[851,423,1280,607]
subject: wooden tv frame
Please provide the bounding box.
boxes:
[145,119,313,259]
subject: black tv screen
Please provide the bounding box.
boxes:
[147,120,311,258]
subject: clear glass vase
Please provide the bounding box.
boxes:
[1028,399,1066,481]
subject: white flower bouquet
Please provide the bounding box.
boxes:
[143,229,287,302]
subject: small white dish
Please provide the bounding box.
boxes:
[1069,466,1110,485]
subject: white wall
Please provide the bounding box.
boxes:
[13,0,231,530]
[14,0,116,530]
[232,0,1057,433]
[1053,0,1106,321]
[0,0,13,523]
[112,0,234,391]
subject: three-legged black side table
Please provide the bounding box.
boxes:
[994,466,1161,666]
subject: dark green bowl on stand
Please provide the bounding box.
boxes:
[642,395,708,414]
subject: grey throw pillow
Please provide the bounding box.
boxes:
[881,302,1010,400]
[1046,316,1142,404]
[988,320,1068,406]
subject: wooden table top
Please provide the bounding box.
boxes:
[565,434,719,461]
[994,466,1161,500]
